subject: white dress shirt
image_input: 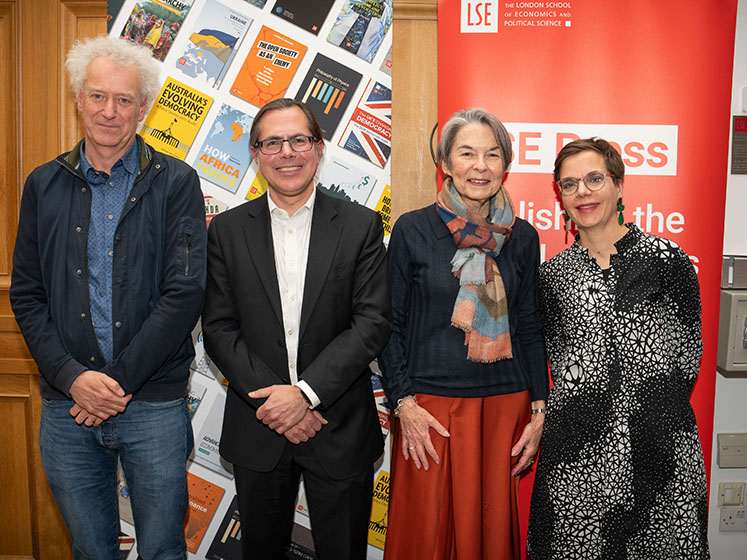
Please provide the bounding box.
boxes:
[267,189,320,408]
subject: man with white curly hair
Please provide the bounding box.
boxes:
[10,36,206,559]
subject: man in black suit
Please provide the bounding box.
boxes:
[202,98,391,560]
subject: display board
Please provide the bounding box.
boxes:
[437,0,737,556]
[108,1,393,558]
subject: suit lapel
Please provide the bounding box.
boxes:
[300,192,340,337]
[242,195,284,326]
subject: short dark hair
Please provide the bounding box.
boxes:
[249,98,324,147]
[554,137,625,187]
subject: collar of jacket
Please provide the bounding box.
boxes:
[56,134,155,180]
[426,202,453,240]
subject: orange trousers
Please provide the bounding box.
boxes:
[384,391,530,560]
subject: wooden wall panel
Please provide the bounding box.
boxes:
[391,0,438,222]
[1,1,106,558]
[0,2,19,289]
[0,375,34,556]
[61,1,111,149]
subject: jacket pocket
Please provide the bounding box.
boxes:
[175,217,207,287]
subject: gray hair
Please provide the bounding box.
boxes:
[65,36,161,110]
[436,108,513,172]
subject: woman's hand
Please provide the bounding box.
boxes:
[510,400,546,476]
[396,397,450,471]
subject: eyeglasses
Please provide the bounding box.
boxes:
[254,135,318,155]
[557,172,615,195]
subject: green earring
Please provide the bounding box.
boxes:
[562,208,571,231]
[617,197,625,225]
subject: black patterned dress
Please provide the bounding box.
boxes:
[527,225,709,559]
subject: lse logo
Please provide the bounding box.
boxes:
[461,0,499,33]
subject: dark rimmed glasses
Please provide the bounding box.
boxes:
[254,135,318,155]
[558,172,615,195]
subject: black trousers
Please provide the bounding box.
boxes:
[234,440,374,560]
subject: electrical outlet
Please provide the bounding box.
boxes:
[719,507,747,531]
[718,482,745,506]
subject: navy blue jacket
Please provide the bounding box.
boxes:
[379,204,549,405]
[10,135,207,401]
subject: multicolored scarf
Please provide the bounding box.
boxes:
[436,180,515,363]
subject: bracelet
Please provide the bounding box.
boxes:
[531,408,547,415]
[394,395,418,416]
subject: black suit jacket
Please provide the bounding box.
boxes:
[202,190,391,480]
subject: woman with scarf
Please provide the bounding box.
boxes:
[379,108,549,559]
[527,138,709,558]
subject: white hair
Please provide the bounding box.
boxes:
[65,36,160,110]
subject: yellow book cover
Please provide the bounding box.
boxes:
[373,184,391,238]
[368,470,390,549]
[141,77,213,160]
[245,170,268,200]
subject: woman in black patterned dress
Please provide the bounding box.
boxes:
[527,138,709,559]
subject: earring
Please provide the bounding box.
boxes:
[562,208,571,231]
[617,197,625,225]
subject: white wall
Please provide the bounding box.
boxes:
[708,1,747,557]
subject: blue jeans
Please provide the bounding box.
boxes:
[40,398,194,560]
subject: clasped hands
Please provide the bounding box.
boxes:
[68,369,132,427]
[249,385,327,444]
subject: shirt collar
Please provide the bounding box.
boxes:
[268,187,317,218]
[79,138,140,179]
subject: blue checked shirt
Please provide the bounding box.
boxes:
[79,141,140,363]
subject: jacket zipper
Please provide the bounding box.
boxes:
[185,233,192,276]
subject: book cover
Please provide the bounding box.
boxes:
[316,157,376,206]
[193,103,254,194]
[206,495,242,560]
[379,45,392,76]
[107,0,126,33]
[185,472,226,553]
[119,0,193,62]
[175,0,253,89]
[192,391,234,478]
[245,168,268,200]
[327,0,393,63]
[295,54,362,141]
[117,464,134,525]
[295,488,309,517]
[141,77,213,160]
[230,25,307,108]
[288,523,316,559]
[190,324,221,380]
[368,470,390,549]
[337,79,391,168]
[372,183,391,238]
[187,377,208,420]
[119,531,135,560]
[244,0,268,7]
[271,0,335,35]
[371,372,390,436]
[205,195,230,227]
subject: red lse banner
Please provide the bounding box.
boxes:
[437,0,737,554]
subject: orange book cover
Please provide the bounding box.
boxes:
[230,25,307,108]
[184,471,225,553]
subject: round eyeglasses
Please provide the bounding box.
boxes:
[254,135,318,155]
[557,172,615,195]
